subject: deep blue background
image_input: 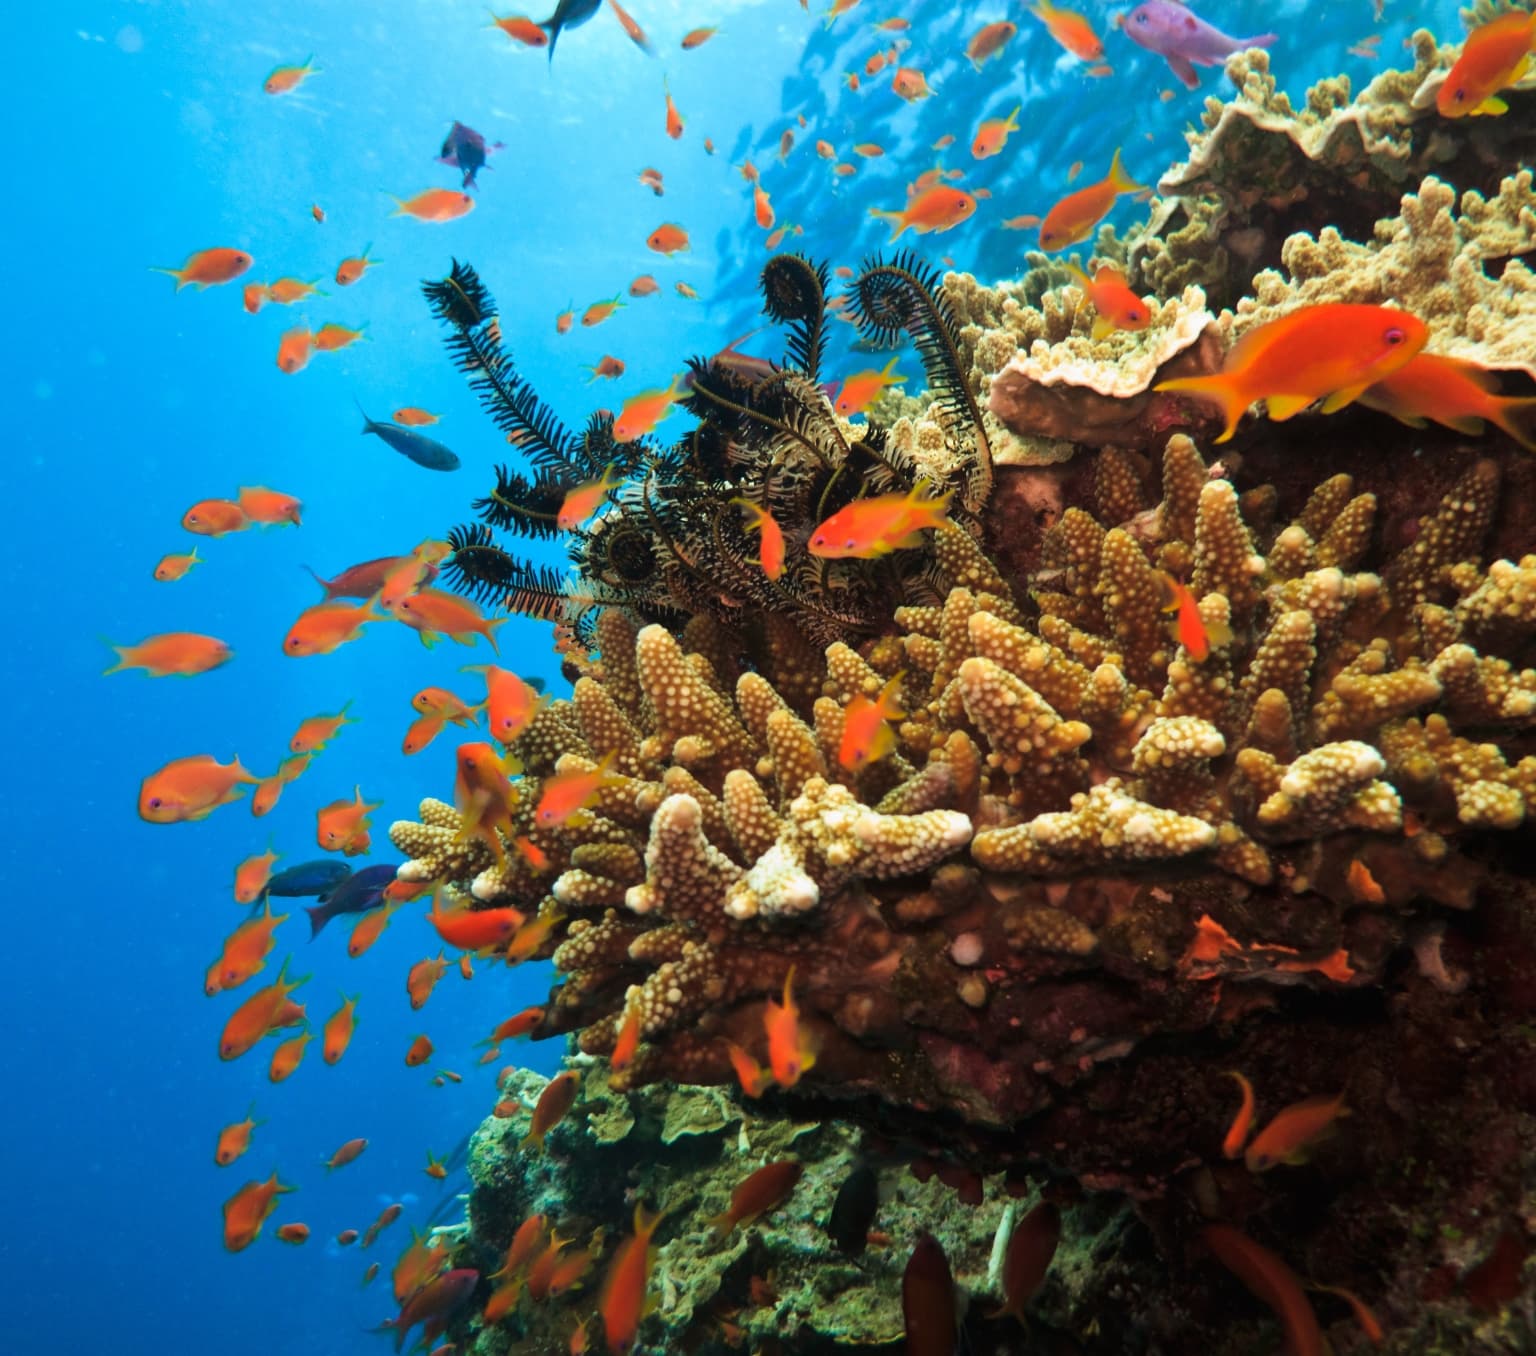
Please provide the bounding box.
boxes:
[13,1,1458,1349]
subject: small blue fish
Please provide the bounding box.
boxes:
[539,0,602,62]
[357,401,461,472]
[304,863,400,938]
[438,121,502,190]
[267,860,354,898]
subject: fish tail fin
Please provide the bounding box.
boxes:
[1490,396,1536,452]
[1065,259,1092,287]
[1242,32,1278,48]
[1154,373,1247,443]
[354,397,375,432]
[101,639,128,675]
[730,496,766,529]
[1106,146,1144,195]
[878,354,902,380]
[301,565,334,596]
[305,904,328,938]
[148,265,188,289]
[867,207,907,240]
[1005,103,1021,131]
[483,617,507,655]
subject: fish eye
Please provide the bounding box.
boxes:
[149,797,162,809]
[1384,327,1405,344]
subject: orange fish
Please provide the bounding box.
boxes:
[523,1070,580,1151]
[337,1229,359,1246]
[153,548,200,582]
[312,322,366,352]
[585,355,626,382]
[638,166,665,195]
[336,244,377,286]
[534,754,617,827]
[582,294,626,327]
[393,189,476,222]
[724,1040,774,1097]
[234,484,303,527]
[276,327,313,375]
[215,1103,263,1166]
[487,1006,546,1044]
[646,222,690,256]
[276,1222,311,1244]
[703,137,715,153]
[233,844,280,904]
[753,182,775,230]
[1002,213,1040,230]
[405,1034,435,1066]
[608,0,654,52]
[217,899,287,991]
[764,966,818,1088]
[424,1151,449,1180]
[408,952,452,1010]
[739,157,759,183]
[891,66,932,100]
[325,1137,369,1171]
[393,406,439,425]
[628,274,660,297]
[707,1161,803,1238]
[779,127,795,160]
[140,753,258,823]
[151,246,252,291]
[870,185,975,239]
[971,105,1021,159]
[291,703,357,754]
[181,498,250,537]
[816,139,836,159]
[490,13,549,45]
[613,377,686,443]
[1438,7,1536,116]
[454,740,521,861]
[252,755,307,818]
[600,1203,669,1354]
[1202,1224,1324,1356]
[403,713,447,756]
[1028,0,1101,59]
[1153,572,1209,661]
[263,55,318,94]
[809,482,952,559]
[1155,303,1429,442]
[1038,148,1142,250]
[824,0,861,26]
[243,281,269,313]
[1309,1283,1385,1344]
[429,891,525,953]
[610,1006,641,1074]
[731,498,785,580]
[105,632,233,679]
[222,1172,295,1251]
[283,599,382,657]
[1244,1091,1349,1172]
[559,463,626,530]
[1066,262,1150,339]
[268,1028,313,1081]
[388,588,505,651]
[663,79,685,138]
[347,902,399,959]
[267,277,327,305]
[556,305,575,334]
[992,1200,1060,1324]
[839,672,905,772]
[505,909,565,964]
[833,355,908,416]
[469,665,545,744]
[681,25,717,48]
[1357,352,1536,449]
[1221,1071,1256,1159]
[967,20,1017,68]
[676,280,700,299]
[322,993,360,1064]
[317,785,381,856]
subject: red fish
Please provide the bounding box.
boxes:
[181,498,249,536]
[971,105,1021,160]
[838,672,905,772]
[268,1028,313,1081]
[1066,262,1150,339]
[724,1040,774,1098]
[903,1234,958,1356]
[1028,0,1102,60]
[1153,572,1208,661]
[336,244,377,286]
[1221,1070,1256,1159]
[151,247,253,291]
[105,632,233,678]
[613,376,686,442]
[534,754,617,827]
[1202,1224,1324,1356]
[1155,304,1428,442]
[429,891,525,953]
[317,786,380,856]
[870,185,975,239]
[237,485,304,526]
[809,482,952,559]
[523,1071,580,1152]
[408,952,452,1010]
[1357,352,1536,450]
[325,1136,368,1171]
[454,740,521,863]
[263,56,318,94]
[558,463,625,530]
[215,1103,263,1166]
[233,844,281,904]
[600,1203,669,1355]
[322,994,360,1064]
[469,665,544,744]
[764,966,818,1088]
[731,498,785,580]
[1438,8,1536,116]
[663,79,684,138]
[153,548,200,582]
[283,599,382,657]
[291,702,356,754]
[378,1269,479,1355]
[706,1161,803,1238]
[833,355,908,416]
[993,1202,1060,1324]
[967,20,1017,68]
[1244,1091,1349,1172]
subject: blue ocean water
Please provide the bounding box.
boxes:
[13,1,1463,1350]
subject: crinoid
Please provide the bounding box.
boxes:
[424,251,999,657]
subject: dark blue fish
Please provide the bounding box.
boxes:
[437,121,502,190]
[304,863,400,938]
[539,0,602,62]
[358,401,461,472]
[825,1164,879,1255]
[267,859,354,898]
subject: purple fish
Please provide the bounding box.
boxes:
[304,863,399,938]
[1123,0,1275,89]
[437,121,503,190]
[379,1268,478,1354]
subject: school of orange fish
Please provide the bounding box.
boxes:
[133,2,1536,1352]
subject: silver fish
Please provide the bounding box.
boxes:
[357,401,461,471]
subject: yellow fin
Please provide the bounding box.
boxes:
[1265,393,1315,422]
[1318,382,1370,415]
